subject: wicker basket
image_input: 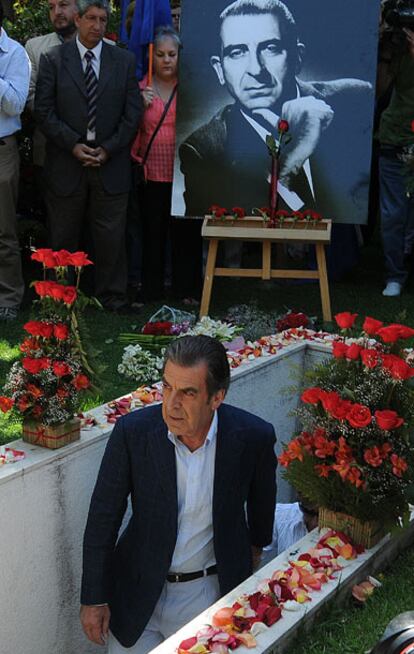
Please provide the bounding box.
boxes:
[22,417,81,449]
[318,507,386,549]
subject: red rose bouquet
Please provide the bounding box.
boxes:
[0,249,98,425]
[279,313,414,528]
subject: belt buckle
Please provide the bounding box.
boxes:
[203,568,208,577]
[175,573,180,583]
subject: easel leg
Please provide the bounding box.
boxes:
[262,241,271,280]
[315,243,332,322]
[199,239,218,318]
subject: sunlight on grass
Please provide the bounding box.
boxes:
[0,340,19,363]
[0,413,21,446]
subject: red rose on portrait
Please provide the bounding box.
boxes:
[347,403,372,428]
[334,312,358,329]
[278,118,289,133]
[374,409,404,430]
[52,361,72,377]
[345,343,362,360]
[362,316,383,335]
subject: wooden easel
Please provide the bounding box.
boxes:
[199,216,332,322]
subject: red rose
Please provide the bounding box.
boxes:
[53,249,73,266]
[360,348,380,369]
[388,323,414,339]
[215,207,228,218]
[347,404,372,428]
[62,286,77,305]
[24,321,43,337]
[48,283,65,301]
[278,118,289,133]
[33,281,54,298]
[330,398,353,420]
[320,390,341,414]
[0,396,14,413]
[53,324,70,340]
[22,357,50,374]
[345,343,362,360]
[332,341,348,358]
[376,326,402,344]
[70,252,93,267]
[72,373,90,390]
[362,316,383,336]
[31,249,58,268]
[52,361,72,377]
[231,206,245,218]
[390,453,408,477]
[301,387,322,404]
[374,409,404,430]
[334,312,358,329]
[382,354,414,380]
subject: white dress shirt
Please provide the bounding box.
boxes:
[76,36,102,141]
[168,411,217,573]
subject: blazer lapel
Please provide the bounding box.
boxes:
[63,40,87,97]
[213,407,246,517]
[96,43,113,99]
[148,420,178,523]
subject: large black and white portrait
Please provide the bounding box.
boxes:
[172,0,379,223]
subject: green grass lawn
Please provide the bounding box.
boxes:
[1,237,414,652]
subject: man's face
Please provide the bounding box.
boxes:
[49,0,77,35]
[211,13,291,112]
[75,6,108,49]
[162,360,225,441]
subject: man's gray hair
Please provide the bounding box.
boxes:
[154,25,182,49]
[76,0,111,17]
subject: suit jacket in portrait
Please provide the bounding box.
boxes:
[179,78,373,222]
[81,403,277,648]
[34,39,142,196]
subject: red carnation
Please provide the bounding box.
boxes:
[362,316,383,336]
[52,361,72,377]
[374,409,404,431]
[278,119,289,133]
[347,404,372,428]
[0,396,14,413]
[70,252,93,267]
[22,357,50,374]
[334,312,358,329]
[53,324,70,340]
[72,374,90,390]
[232,206,245,218]
[301,387,322,404]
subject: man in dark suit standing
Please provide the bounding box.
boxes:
[35,0,142,311]
[81,335,277,653]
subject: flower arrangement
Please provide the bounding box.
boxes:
[279,312,414,529]
[117,344,164,384]
[177,529,360,654]
[0,249,97,426]
[186,316,242,342]
[208,206,246,221]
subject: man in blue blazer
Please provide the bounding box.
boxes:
[81,335,277,652]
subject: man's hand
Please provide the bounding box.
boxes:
[72,143,100,166]
[278,97,334,183]
[92,146,109,166]
[142,85,155,108]
[80,604,111,646]
[251,545,263,571]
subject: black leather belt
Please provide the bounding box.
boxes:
[167,564,217,583]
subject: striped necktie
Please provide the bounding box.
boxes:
[84,50,98,135]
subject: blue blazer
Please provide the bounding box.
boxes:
[81,403,276,648]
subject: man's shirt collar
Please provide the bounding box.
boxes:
[76,35,103,61]
[0,27,9,53]
[167,410,218,451]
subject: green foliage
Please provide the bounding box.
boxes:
[4,1,50,43]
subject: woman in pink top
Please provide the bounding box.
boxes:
[130,25,202,303]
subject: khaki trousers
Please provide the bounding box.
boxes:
[0,135,24,308]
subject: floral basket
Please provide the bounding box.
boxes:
[318,508,385,549]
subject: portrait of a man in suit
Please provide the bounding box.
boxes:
[80,335,276,654]
[174,0,377,223]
